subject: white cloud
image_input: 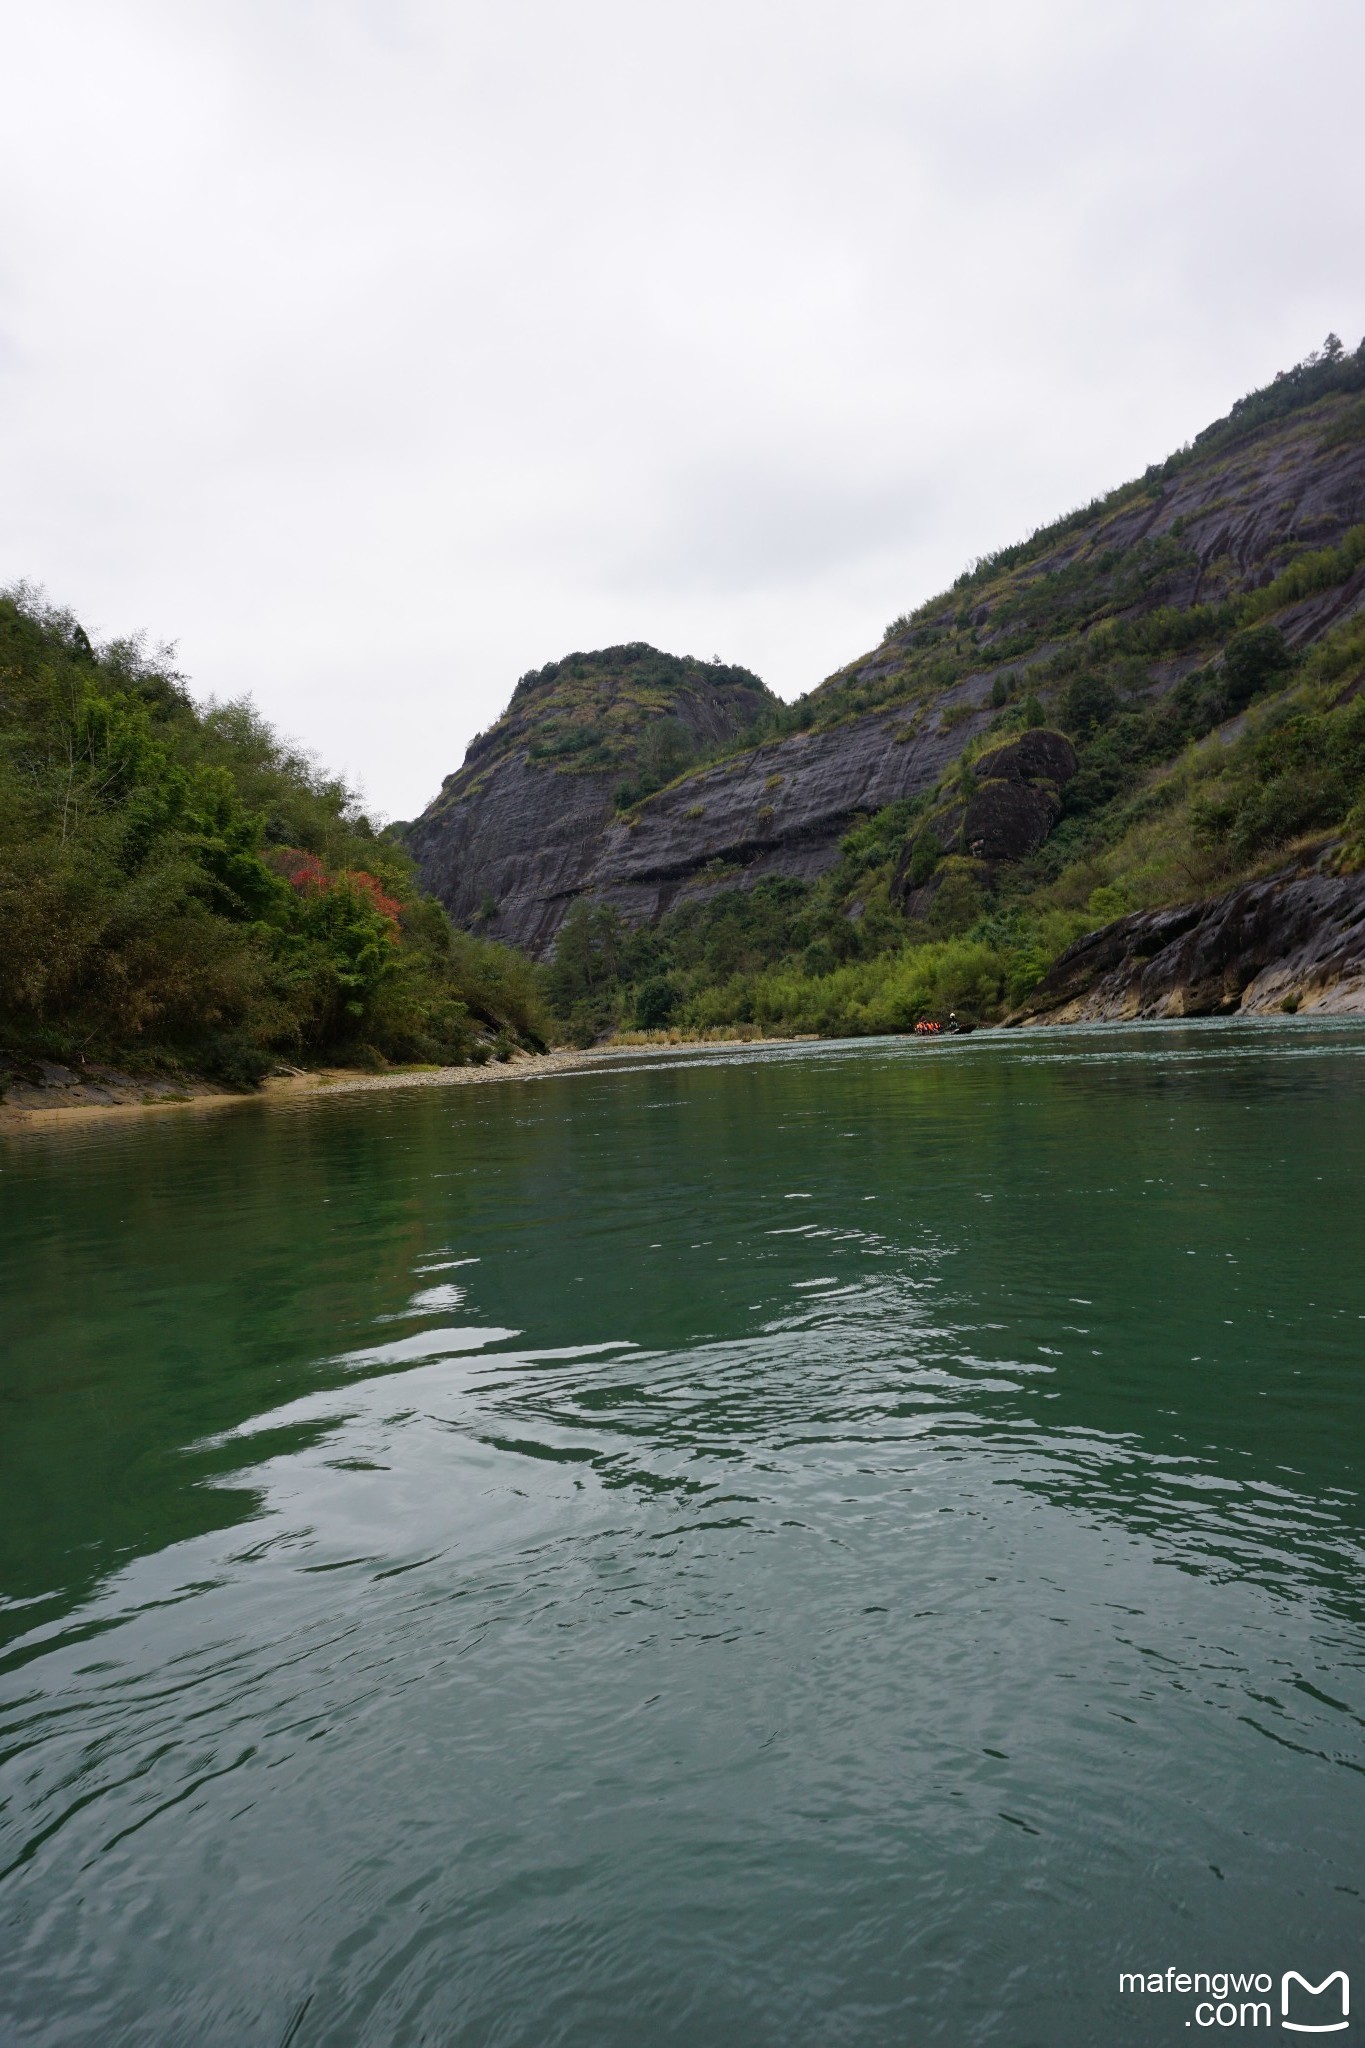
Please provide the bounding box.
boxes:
[2,0,1362,816]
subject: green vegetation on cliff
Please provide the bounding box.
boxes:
[805,339,1365,734]
[0,591,549,1081]
[445,643,777,809]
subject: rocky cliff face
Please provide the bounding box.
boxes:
[411,684,998,954]
[820,391,1365,721]
[582,686,997,927]
[409,751,622,957]
[1010,858,1365,1022]
[409,359,1365,962]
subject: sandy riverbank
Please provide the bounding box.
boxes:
[0,1037,804,1133]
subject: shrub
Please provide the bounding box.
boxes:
[1221,625,1292,710]
[907,835,939,886]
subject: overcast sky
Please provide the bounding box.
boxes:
[3,0,1363,819]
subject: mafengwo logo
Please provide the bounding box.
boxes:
[1283,1973,1350,2034]
[1117,1968,1350,2030]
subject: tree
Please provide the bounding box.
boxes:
[545,901,627,1014]
[1221,625,1291,711]
[1060,672,1118,739]
[635,976,677,1029]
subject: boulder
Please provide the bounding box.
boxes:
[962,776,1063,862]
[893,726,1079,896]
[972,728,1078,788]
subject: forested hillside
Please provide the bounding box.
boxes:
[0,593,548,1083]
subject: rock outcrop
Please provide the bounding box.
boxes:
[0,1058,234,1112]
[932,730,1078,861]
[961,731,1077,865]
[890,729,1078,915]
[1010,860,1365,1023]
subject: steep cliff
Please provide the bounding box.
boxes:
[410,341,1365,967]
[584,685,995,925]
[816,375,1365,728]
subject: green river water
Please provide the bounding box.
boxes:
[1,1024,1362,2046]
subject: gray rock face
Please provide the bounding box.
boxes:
[1011,862,1365,1022]
[973,730,1079,787]
[412,690,997,956]
[893,729,1079,894]
[407,754,624,957]
[961,778,1064,863]
[405,645,777,955]
[587,700,994,923]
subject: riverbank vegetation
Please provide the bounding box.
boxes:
[0,589,549,1083]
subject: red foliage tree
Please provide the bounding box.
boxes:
[267,850,402,939]
[345,870,403,935]
[268,847,330,894]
